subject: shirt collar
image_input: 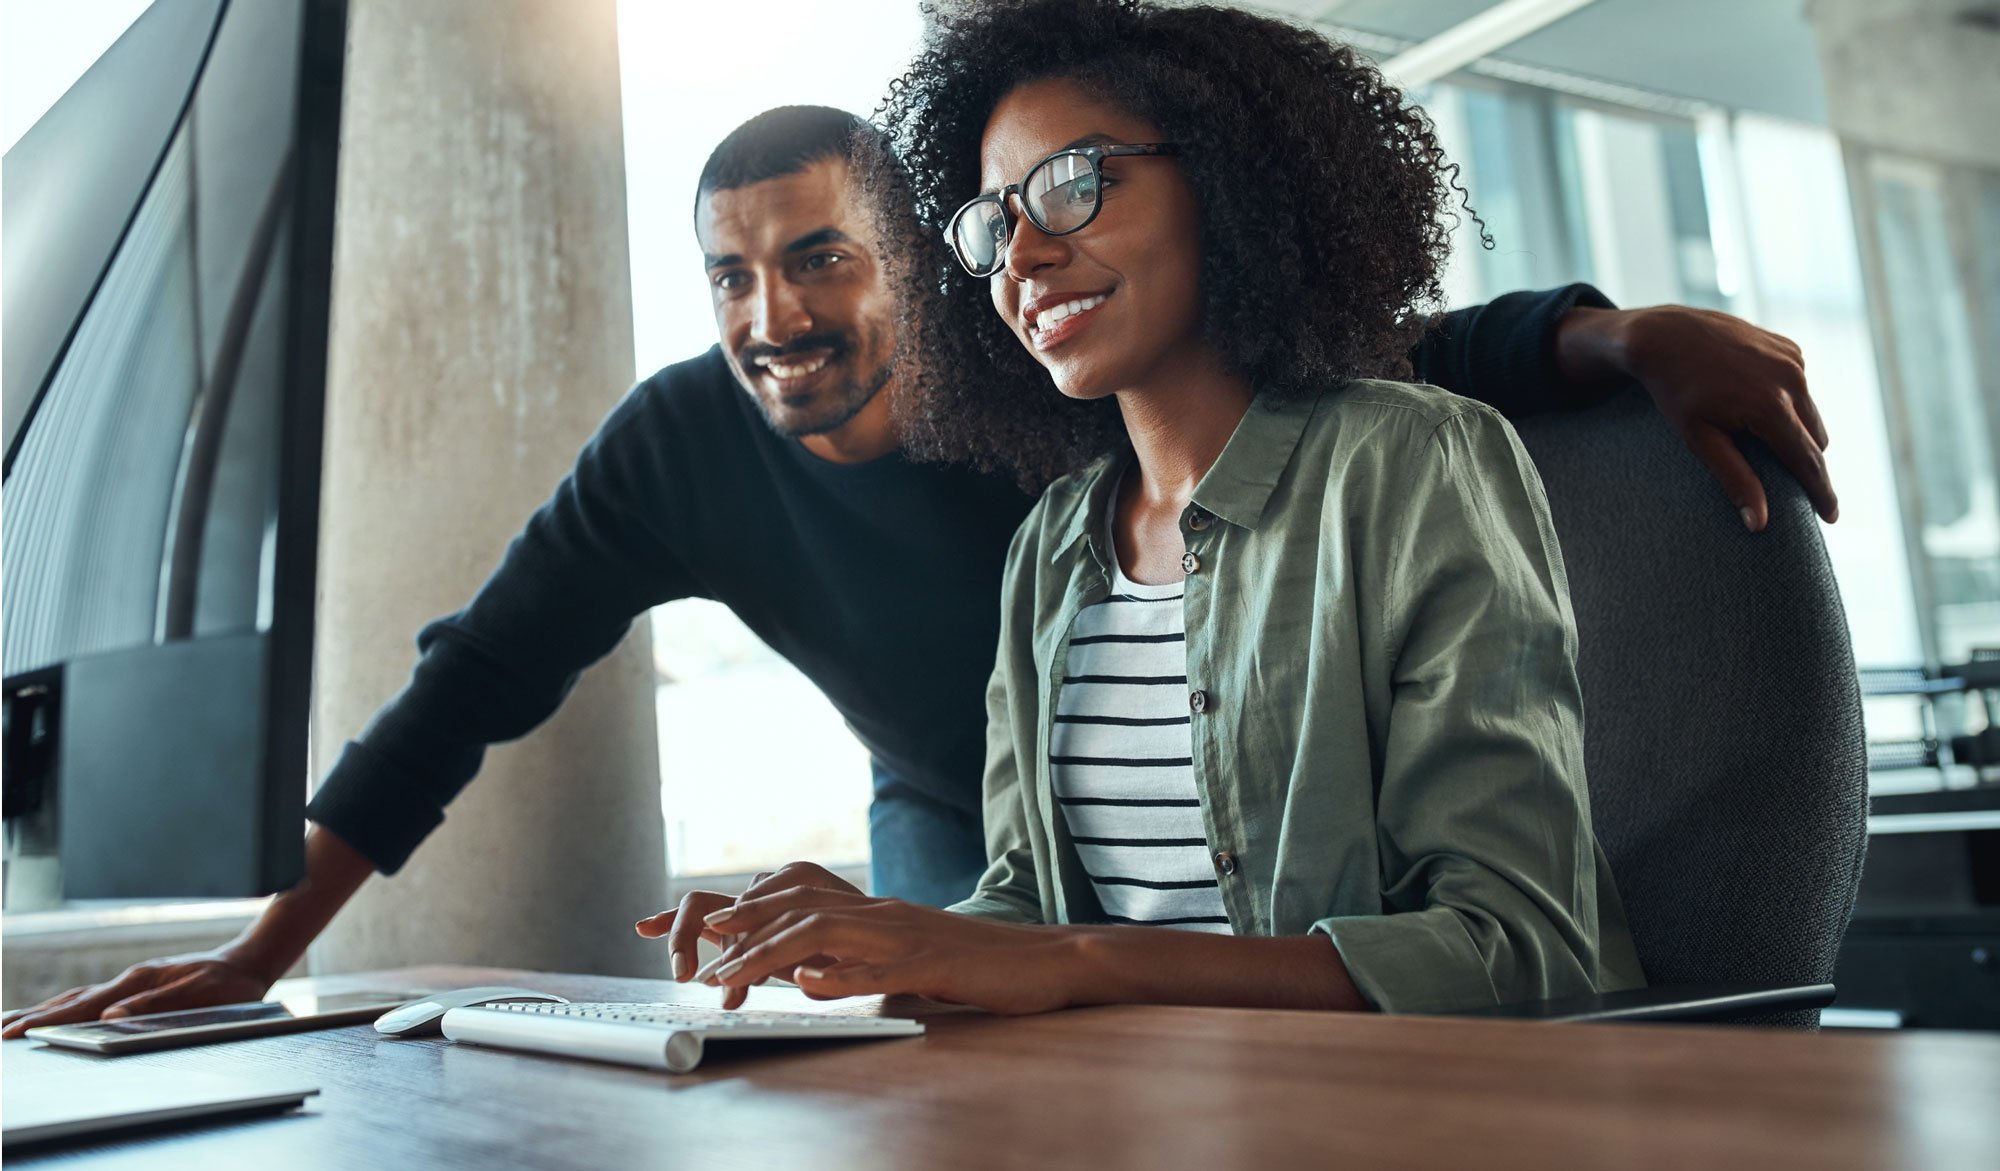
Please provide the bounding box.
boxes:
[1052,448,1128,568]
[1191,390,1323,531]
[1048,389,1324,564]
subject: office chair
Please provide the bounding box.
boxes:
[1453,389,1870,1029]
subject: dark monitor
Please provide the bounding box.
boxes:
[1,0,347,902]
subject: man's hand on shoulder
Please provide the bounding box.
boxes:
[1558,304,1837,532]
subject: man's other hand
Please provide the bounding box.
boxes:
[1560,304,1836,532]
[635,860,863,1010]
[2,950,274,1038]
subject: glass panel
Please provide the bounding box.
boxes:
[1731,116,1922,669]
[1422,81,1582,306]
[1425,83,1724,310]
[1562,104,1691,306]
[651,601,870,878]
[1870,155,2000,662]
[1658,127,1726,310]
[1416,82,1488,308]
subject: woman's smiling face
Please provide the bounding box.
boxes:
[979,77,1208,402]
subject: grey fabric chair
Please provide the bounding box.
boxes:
[1454,389,1870,1028]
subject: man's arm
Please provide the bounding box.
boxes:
[304,382,702,874]
[1414,285,1837,531]
[1412,283,1616,415]
[1553,303,1834,532]
[5,375,704,1032]
[3,825,371,1035]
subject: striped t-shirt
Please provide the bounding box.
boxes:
[1050,535,1232,934]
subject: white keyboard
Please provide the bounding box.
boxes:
[438,1001,925,1073]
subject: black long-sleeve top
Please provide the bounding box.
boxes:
[304,283,1614,873]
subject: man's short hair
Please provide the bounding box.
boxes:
[695,105,887,213]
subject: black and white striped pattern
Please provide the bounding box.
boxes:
[1051,556,1231,933]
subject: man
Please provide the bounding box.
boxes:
[4,106,1833,1033]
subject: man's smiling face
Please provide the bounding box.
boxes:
[697,157,896,438]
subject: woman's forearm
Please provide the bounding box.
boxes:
[1057,926,1373,1012]
[695,886,1376,1015]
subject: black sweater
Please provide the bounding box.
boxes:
[306,283,1613,873]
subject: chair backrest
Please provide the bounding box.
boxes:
[1512,391,1869,1028]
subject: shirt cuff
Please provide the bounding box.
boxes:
[1313,909,1501,1014]
[1529,282,1617,406]
[946,891,1041,923]
[304,740,447,876]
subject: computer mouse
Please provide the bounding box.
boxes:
[373,986,569,1037]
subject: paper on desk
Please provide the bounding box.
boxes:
[2,1062,319,1147]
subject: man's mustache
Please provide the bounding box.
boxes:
[739,332,850,367]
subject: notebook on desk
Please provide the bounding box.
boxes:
[2,1064,320,1148]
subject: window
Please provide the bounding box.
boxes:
[1424,81,1731,311]
[1856,153,2000,663]
[1,0,152,152]
[650,602,870,877]
[1728,116,1925,670]
[1424,80,1924,678]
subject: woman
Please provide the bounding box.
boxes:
[642,0,1646,1015]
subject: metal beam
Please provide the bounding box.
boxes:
[1377,0,1600,89]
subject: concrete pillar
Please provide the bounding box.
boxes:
[1808,0,2000,170]
[308,0,666,978]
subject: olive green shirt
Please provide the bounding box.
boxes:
[950,380,1647,1013]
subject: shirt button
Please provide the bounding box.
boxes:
[1189,689,1209,714]
[1187,508,1213,532]
[1215,851,1238,877]
[1181,551,1201,575]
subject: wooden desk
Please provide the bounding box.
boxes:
[7,964,1999,1169]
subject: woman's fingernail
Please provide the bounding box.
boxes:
[795,967,826,982]
[672,953,691,981]
[714,959,745,982]
[704,908,737,927]
[1740,507,1759,532]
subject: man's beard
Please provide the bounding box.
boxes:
[739,328,895,439]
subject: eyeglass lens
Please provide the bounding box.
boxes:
[953,201,1010,276]
[951,151,1103,275]
[1025,152,1100,234]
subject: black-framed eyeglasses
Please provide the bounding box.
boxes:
[944,143,1179,277]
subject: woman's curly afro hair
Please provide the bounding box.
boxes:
[869,0,1475,488]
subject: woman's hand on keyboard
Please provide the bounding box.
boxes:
[690,886,1080,1016]
[637,862,864,1009]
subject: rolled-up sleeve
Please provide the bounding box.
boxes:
[949,520,1047,925]
[947,660,1044,923]
[1315,408,1609,1013]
